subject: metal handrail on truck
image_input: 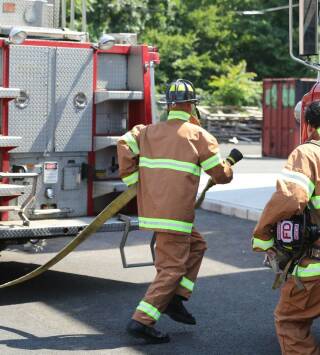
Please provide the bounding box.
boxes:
[0,172,38,226]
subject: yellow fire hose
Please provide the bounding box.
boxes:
[0,148,242,288]
[0,180,209,289]
[0,185,137,288]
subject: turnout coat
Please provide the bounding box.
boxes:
[117,110,233,235]
[253,133,320,278]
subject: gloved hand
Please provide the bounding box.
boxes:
[226,149,243,166]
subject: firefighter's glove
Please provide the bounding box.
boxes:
[226,149,243,166]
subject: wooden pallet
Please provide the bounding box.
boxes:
[198,106,262,143]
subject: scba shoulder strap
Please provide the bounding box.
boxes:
[304,140,320,148]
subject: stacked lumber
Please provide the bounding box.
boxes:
[198,106,262,143]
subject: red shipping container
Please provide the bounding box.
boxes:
[262,78,316,158]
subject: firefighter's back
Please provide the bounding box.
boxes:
[137,119,205,232]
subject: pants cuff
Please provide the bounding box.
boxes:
[176,286,191,300]
[132,311,156,327]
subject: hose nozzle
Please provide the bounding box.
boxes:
[226,148,243,166]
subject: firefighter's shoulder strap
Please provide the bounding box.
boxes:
[0,185,137,289]
[304,140,320,148]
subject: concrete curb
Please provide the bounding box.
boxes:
[200,199,262,222]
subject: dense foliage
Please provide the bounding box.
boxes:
[83,0,314,106]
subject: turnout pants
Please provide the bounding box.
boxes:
[274,277,320,355]
[132,229,207,326]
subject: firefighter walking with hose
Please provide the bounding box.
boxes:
[252,101,320,354]
[117,79,238,343]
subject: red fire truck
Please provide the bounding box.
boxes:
[290,0,320,141]
[0,0,159,264]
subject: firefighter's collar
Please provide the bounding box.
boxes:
[167,110,191,121]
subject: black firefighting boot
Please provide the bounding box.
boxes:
[126,319,170,344]
[164,295,196,325]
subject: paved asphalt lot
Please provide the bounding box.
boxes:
[1,210,319,355]
[0,145,310,355]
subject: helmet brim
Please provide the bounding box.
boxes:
[158,99,199,104]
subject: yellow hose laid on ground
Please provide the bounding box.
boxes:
[0,185,137,289]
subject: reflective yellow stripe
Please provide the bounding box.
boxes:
[170,84,194,92]
[122,132,139,155]
[311,196,320,209]
[122,171,139,186]
[317,128,320,135]
[137,301,161,321]
[180,276,194,292]
[139,157,201,176]
[292,263,320,277]
[139,217,193,234]
[167,110,190,121]
[280,169,315,198]
[252,236,274,250]
[201,153,222,171]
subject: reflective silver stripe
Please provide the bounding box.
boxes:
[137,301,161,321]
[122,171,139,186]
[292,263,320,277]
[252,237,274,250]
[139,217,193,234]
[201,153,222,171]
[122,132,139,155]
[167,110,190,121]
[139,157,201,176]
[311,196,320,209]
[180,276,194,292]
[280,169,315,198]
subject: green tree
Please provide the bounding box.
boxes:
[209,61,262,106]
[85,0,315,105]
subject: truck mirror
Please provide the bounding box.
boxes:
[299,0,318,56]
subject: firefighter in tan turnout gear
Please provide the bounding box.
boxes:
[117,79,234,343]
[252,101,320,355]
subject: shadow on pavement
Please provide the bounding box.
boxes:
[195,210,264,270]
[0,261,283,354]
[0,326,142,351]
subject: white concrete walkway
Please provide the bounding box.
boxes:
[198,172,279,221]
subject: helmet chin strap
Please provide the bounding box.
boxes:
[194,104,201,121]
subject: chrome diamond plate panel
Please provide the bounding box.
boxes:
[97,54,127,90]
[0,217,139,239]
[51,0,60,27]
[95,90,143,104]
[96,101,127,135]
[8,45,53,153]
[54,47,93,152]
[0,0,54,27]
[0,136,21,147]
[0,88,21,99]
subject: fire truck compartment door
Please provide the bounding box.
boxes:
[8,45,54,153]
[55,47,93,152]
